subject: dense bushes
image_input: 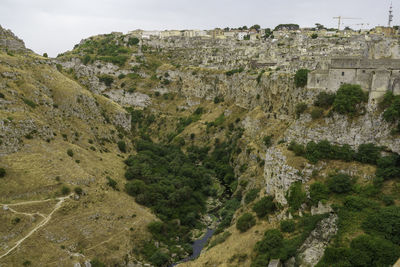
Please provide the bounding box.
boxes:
[309,182,329,205]
[252,196,276,218]
[288,140,381,164]
[280,220,295,233]
[310,107,324,120]
[318,235,400,267]
[294,69,309,88]
[327,173,354,194]
[314,92,335,108]
[0,168,5,178]
[362,206,400,245]
[98,74,114,86]
[295,102,307,118]
[333,84,368,115]
[117,140,127,153]
[244,188,260,204]
[286,182,306,211]
[236,213,256,232]
[226,67,244,76]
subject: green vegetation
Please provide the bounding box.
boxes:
[252,196,276,218]
[263,135,272,148]
[252,214,328,266]
[295,102,307,118]
[309,182,329,205]
[75,35,130,66]
[0,168,5,178]
[379,92,400,133]
[327,173,355,194]
[74,187,83,195]
[333,84,368,115]
[314,92,335,108]
[311,33,318,39]
[61,186,70,195]
[236,213,256,232]
[244,188,260,204]
[128,37,140,46]
[213,95,224,104]
[311,107,324,120]
[98,74,114,86]
[280,220,295,233]
[23,98,37,108]
[117,140,127,153]
[294,69,309,88]
[106,176,117,190]
[67,149,74,157]
[288,140,381,164]
[286,182,306,212]
[226,67,244,76]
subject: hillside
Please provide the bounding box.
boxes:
[1,26,400,267]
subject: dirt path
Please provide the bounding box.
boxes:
[0,194,72,260]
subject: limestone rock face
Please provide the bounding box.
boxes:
[0,25,26,51]
[103,90,151,108]
[297,213,338,267]
[285,110,400,154]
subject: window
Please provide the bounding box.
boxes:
[342,72,345,76]
[362,70,366,73]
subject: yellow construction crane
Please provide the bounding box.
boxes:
[333,16,362,30]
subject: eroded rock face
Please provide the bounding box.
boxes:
[0,25,26,51]
[285,110,400,154]
[297,213,338,267]
[103,90,151,108]
[264,148,315,205]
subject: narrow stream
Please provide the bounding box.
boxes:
[170,228,215,266]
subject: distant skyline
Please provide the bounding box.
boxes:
[0,0,397,57]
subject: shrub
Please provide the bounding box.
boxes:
[311,107,324,120]
[288,141,305,156]
[280,220,295,233]
[286,182,306,211]
[254,229,283,256]
[61,186,70,195]
[23,98,37,108]
[90,259,105,267]
[0,92,4,98]
[209,231,231,248]
[106,176,117,189]
[128,37,140,45]
[314,92,336,108]
[226,67,244,76]
[295,103,307,118]
[294,69,309,88]
[362,206,400,245]
[74,187,83,195]
[376,154,400,180]
[327,173,354,194]
[333,84,368,115]
[67,149,74,157]
[214,96,224,104]
[0,168,5,178]
[98,75,114,86]
[311,33,318,39]
[43,53,48,57]
[354,143,381,165]
[309,182,329,205]
[82,54,91,65]
[253,196,276,218]
[263,135,272,148]
[245,188,260,204]
[117,140,127,153]
[236,213,256,232]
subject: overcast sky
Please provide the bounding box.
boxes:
[0,0,397,56]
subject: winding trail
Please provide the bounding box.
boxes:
[0,194,72,259]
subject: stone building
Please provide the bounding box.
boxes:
[308,57,400,99]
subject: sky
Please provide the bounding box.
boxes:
[0,0,397,57]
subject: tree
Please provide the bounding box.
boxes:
[333,84,368,115]
[250,24,261,31]
[43,53,48,58]
[280,220,295,233]
[236,213,256,232]
[327,173,354,194]
[294,69,309,88]
[117,140,127,153]
[309,182,329,205]
[286,182,306,211]
[253,196,276,218]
